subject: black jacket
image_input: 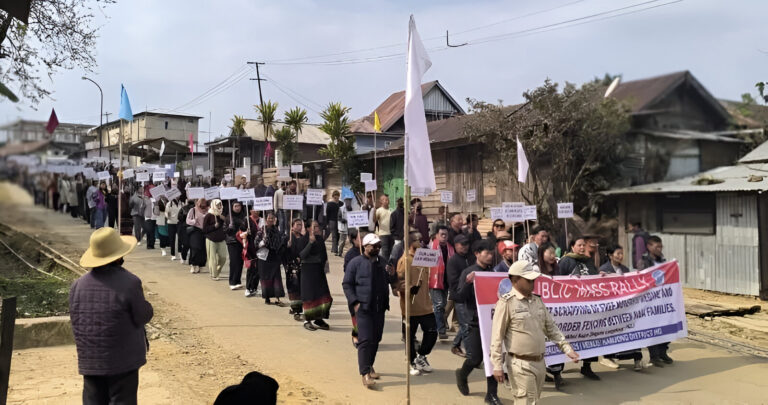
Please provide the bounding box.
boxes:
[390,207,405,241]
[343,254,395,313]
[455,263,492,327]
[446,252,473,301]
[225,212,248,245]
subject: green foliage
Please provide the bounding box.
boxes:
[756,82,768,103]
[274,126,297,165]
[284,107,308,137]
[318,102,359,188]
[255,100,279,141]
[228,115,246,137]
[591,73,621,86]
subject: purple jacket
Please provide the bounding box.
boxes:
[69,264,153,376]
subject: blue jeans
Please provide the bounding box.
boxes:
[93,207,106,229]
[453,302,469,348]
[429,288,447,334]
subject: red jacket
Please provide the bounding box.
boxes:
[429,239,455,289]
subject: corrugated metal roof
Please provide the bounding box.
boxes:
[637,129,744,143]
[603,163,768,195]
[739,139,768,163]
[242,120,330,145]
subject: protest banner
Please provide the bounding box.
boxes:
[306,189,324,206]
[149,184,166,199]
[135,172,150,182]
[466,189,476,203]
[490,207,503,221]
[346,210,369,228]
[236,188,256,202]
[203,170,212,178]
[196,165,204,174]
[440,191,453,204]
[219,187,238,200]
[97,171,111,181]
[204,187,220,200]
[523,205,537,221]
[412,248,440,267]
[473,261,687,376]
[123,169,135,179]
[83,168,95,179]
[253,197,273,211]
[290,164,303,173]
[165,187,182,201]
[360,172,373,182]
[557,203,574,218]
[187,187,204,199]
[283,195,304,210]
[152,171,166,182]
[364,180,377,192]
[502,202,524,222]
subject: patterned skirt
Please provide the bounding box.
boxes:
[301,262,332,321]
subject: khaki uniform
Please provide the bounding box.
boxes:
[490,288,573,404]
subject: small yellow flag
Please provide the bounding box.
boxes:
[373,111,381,133]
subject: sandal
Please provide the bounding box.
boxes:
[303,321,317,331]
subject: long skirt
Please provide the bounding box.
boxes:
[259,258,285,299]
[301,262,332,321]
[188,229,207,267]
[284,261,302,313]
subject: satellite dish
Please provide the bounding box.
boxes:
[604,77,621,98]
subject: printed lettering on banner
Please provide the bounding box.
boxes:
[149,184,166,199]
[165,187,182,201]
[306,189,324,206]
[187,187,204,199]
[135,172,150,182]
[523,205,537,221]
[360,172,373,182]
[502,202,524,222]
[253,197,273,211]
[204,187,220,200]
[152,171,166,182]
[490,207,503,221]
[412,248,440,267]
[122,169,135,179]
[473,261,688,376]
[557,203,574,219]
[235,167,250,181]
[173,172,180,178]
[83,168,95,179]
[219,187,238,200]
[440,191,453,204]
[466,189,476,202]
[183,169,192,176]
[96,171,111,180]
[224,173,232,182]
[346,210,369,228]
[283,195,304,210]
[410,187,426,197]
[237,188,256,200]
[364,180,377,192]
[290,164,303,173]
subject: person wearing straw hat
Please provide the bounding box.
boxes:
[70,227,154,404]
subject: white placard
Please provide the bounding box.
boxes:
[360,172,373,182]
[173,171,180,178]
[466,189,477,203]
[502,203,524,222]
[306,188,324,206]
[235,167,250,181]
[278,167,291,179]
[224,173,232,182]
[152,171,166,182]
[219,187,238,200]
[346,210,369,228]
[187,187,204,199]
[135,172,150,182]
[364,180,377,192]
[253,197,273,211]
[290,164,303,173]
[183,169,192,177]
[490,207,503,221]
[238,188,256,200]
[196,165,204,174]
[440,191,453,204]
[97,171,111,180]
[523,205,537,221]
[203,170,212,178]
[283,195,304,210]
[412,248,441,267]
[83,168,95,179]
[165,187,182,200]
[410,188,426,197]
[557,202,574,219]
[123,169,135,179]
[204,187,220,200]
[149,184,166,199]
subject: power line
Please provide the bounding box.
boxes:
[173,64,251,111]
[261,75,322,115]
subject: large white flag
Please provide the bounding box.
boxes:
[404,15,436,195]
[159,140,165,157]
[517,137,529,183]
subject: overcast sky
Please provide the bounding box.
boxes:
[1,0,765,142]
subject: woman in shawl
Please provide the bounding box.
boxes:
[299,220,332,331]
[243,209,263,297]
[203,199,228,281]
[225,201,248,289]
[185,198,208,273]
[92,181,108,229]
[283,218,305,320]
[255,212,286,305]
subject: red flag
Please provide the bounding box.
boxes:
[46,108,59,135]
[188,132,194,153]
[264,142,273,157]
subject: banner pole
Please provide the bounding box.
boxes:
[118,119,123,233]
[403,136,411,405]
[564,218,569,253]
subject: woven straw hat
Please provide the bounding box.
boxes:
[79,227,137,268]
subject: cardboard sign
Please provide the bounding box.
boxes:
[97,171,111,181]
[412,248,441,267]
[283,195,304,210]
[219,187,238,200]
[360,172,373,182]
[306,188,324,206]
[152,171,166,182]
[135,172,150,182]
[204,187,220,200]
[490,207,503,221]
[466,189,477,203]
[187,187,204,199]
[364,180,377,192]
[173,171,180,178]
[123,169,135,179]
[557,203,574,219]
[253,197,273,211]
[165,187,182,200]
[149,184,166,199]
[290,164,303,173]
[346,210,369,228]
[440,191,453,204]
[184,169,192,176]
[523,205,538,221]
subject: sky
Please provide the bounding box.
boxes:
[1,0,766,143]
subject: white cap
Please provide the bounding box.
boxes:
[362,233,381,246]
[508,260,541,280]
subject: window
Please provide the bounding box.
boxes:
[164,121,169,130]
[657,193,715,234]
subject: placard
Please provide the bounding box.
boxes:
[83,168,95,179]
[278,167,291,179]
[360,172,373,182]
[204,187,220,200]
[135,172,150,182]
[97,171,111,180]
[184,169,192,177]
[440,191,453,204]
[238,188,256,200]
[283,195,304,210]
[523,205,537,221]
[122,169,135,179]
[152,171,166,182]
[224,173,232,182]
[219,187,238,200]
[502,202,524,222]
[235,167,250,181]
[165,187,182,200]
[412,248,441,267]
[187,187,204,199]
[253,197,273,211]
[555,203,573,219]
[173,171,180,178]
[306,188,324,206]
[196,165,204,174]
[346,210,369,228]
[290,164,303,173]
[364,180,377,192]
[202,170,212,178]
[490,207,503,221]
[149,184,166,199]
[466,189,476,203]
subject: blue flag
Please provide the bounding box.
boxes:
[341,186,354,201]
[119,84,133,121]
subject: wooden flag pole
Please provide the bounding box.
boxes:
[117,119,123,232]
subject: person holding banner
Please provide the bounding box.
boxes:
[185,198,209,273]
[141,186,157,250]
[255,213,287,306]
[518,226,549,265]
[637,236,674,367]
[429,226,454,340]
[464,214,482,246]
[129,188,145,245]
[336,198,352,257]
[325,191,341,255]
[299,221,333,331]
[92,182,109,229]
[493,240,519,273]
[446,234,473,358]
[490,260,580,404]
[225,202,248,290]
[203,199,229,281]
[373,195,392,260]
[283,218,306,318]
[342,229,362,347]
[408,198,429,245]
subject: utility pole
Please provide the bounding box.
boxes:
[247,61,266,109]
[103,112,112,161]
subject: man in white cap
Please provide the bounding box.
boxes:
[70,227,154,404]
[490,260,580,404]
[342,233,397,389]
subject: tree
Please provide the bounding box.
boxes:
[254,100,278,141]
[463,79,631,225]
[318,102,359,188]
[229,115,246,137]
[0,0,116,105]
[283,106,307,163]
[274,126,297,165]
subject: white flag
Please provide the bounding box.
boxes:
[159,140,165,157]
[404,15,436,195]
[517,137,529,183]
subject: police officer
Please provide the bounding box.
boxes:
[490,260,580,404]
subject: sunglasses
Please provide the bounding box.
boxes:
[494,224,505,228]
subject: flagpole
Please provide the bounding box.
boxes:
[118,119,123,233]
[403,128,411,404]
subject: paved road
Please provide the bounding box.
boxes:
[8,198,768,404]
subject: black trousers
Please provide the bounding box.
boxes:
[132,215,144,242]
[648,342,670,358]
[178,226,189,260]
[459,325,497,397]
[167,224,178,256]
[356,308,386,375]
[142,219,156,248]
[409,313,438,364]
[246,262,259,292]
[83,369,139,405]
[327,220,339,253]
[227,243,244,286]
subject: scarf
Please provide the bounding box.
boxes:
[208,199,223,216]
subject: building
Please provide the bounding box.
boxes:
[0,119,92,157]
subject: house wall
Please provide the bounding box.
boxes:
[354,134,401,155]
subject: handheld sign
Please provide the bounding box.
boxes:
[219,187,238,200]
[149,184,166,199]
[123,169,135,179]
[364,180,377,192]
[346,210,369,228]
[204,187,220,200]
[236,188,256,201]
[440,191,453,204]
[253,197,273,211]
[360,172,373,182]
[165,187,182,201]
[410,187,426,197]
[203,170,212,178]
[490,207,503,221]
[184,169,192,177]
[152,171,166,182]
[196,165,204,174]
[523,205,537,221]
[224,173,232,182]
[557,203,574,219]
[97,171,111,181]
[306,189,324,206]
[283,195,304,210]
[173,171,180,178]
[83,168,95,179]
[502,202,524,222]
[412,248,441,267]
[278,167,291,180]
[290,164,303,174]
[187,187,204,199]
[235,167,250,181]
[135,172,150,182]
[466,189,476,203]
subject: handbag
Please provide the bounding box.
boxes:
[256,247,269,261]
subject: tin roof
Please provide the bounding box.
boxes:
[739,139,768,164]
[242,120,330,145]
